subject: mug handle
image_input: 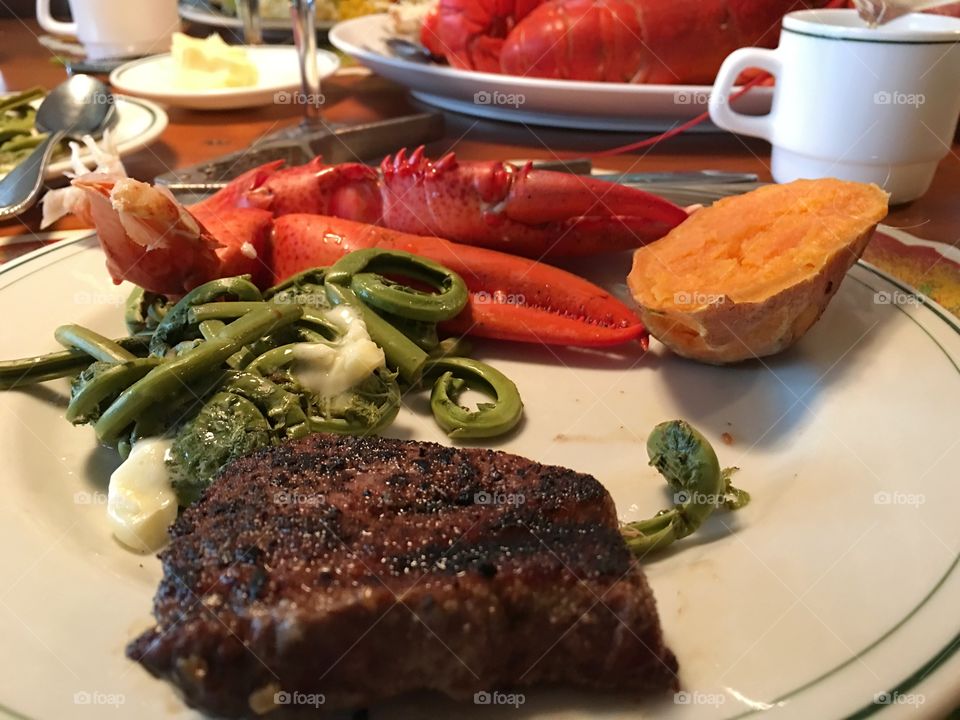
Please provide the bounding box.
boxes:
[36,0,78,36]
[709,47,781,141]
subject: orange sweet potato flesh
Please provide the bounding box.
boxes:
[627,179,889,364]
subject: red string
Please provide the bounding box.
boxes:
[585,72,773,158]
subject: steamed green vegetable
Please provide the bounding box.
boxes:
[621,420,750,556]
[0,335,149,390]
[0,87,64,176]
[424,357,523,439]
[0,250,524,505]
[168,390,272,506]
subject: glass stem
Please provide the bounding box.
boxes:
[290,0,323,125]
[237,0,263,45]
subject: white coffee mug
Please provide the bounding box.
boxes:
[36,0,180,59]
[709,9,960,203]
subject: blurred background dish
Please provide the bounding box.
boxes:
[109,46,339,110]
[329,14,773,132]
[0,92,167,182]
[179,0,335,30]
[177,0,400,32]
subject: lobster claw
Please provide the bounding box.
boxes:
[491,161,690,254]
[200,148,688,259]
[270,215,649,348]
[376,149,689,258]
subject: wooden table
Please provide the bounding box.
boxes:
[2,17,959,264]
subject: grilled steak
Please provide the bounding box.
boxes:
[128,434,677,717]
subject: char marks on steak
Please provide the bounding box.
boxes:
[128,433,677,716]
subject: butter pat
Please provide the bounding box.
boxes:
[290,306,385,397]
[107,438,178,553]
[171,32,258,89]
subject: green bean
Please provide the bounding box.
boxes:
[305,375,401,435]
[190,303,340,341]
[124,287,147,334]
[55,325,136,364]
[264,268,328,299]
[352,271,466,322]
[292,326,333,344]
[66,358,162,424]
[0,87,43,113]
[429,337,473,359]
[127,369,227,441]
[125,287,170,334]
[297,308,340,340]
[188,301,271,323]
[95,304,302,442]
[244,344,299,377]
[377,310,439,351]
[325,282,427,384]
[226,329,299,371]
[168,390,273,505]
[326,248,468,322]
[150,277,262,356]
[0,132,43,153]
[219,370,308,436]
[620,420,749,556]
[197,319,226,340]
[423,357,523,439]
[0,336,151,390]
[226,347,255,370]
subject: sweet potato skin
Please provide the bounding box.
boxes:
[627,180,889,364]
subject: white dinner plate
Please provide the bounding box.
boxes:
[178,0,336,31]
[0,227,958,719]
[109,47,340,111]
[0,95,168,182]
[329,14,773,132]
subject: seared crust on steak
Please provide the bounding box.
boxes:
[128,434,677,716]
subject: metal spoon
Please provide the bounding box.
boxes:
[384,37,442,64]
[0,75,115,221]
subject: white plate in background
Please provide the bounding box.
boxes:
[329,13,773,133]
[0,95,168,182]
[110,46,340,110]
[178,0,336,32]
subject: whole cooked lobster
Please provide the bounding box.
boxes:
[423,0,959,84]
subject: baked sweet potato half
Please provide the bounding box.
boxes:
[627,179,889,364]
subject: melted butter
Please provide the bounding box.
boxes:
[107,438,178,553]
[290,306,385,397]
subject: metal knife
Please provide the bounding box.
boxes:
[501,160,758,186]
[155,112,446,192]
[637,182,764,207]
[594,170,759,185]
